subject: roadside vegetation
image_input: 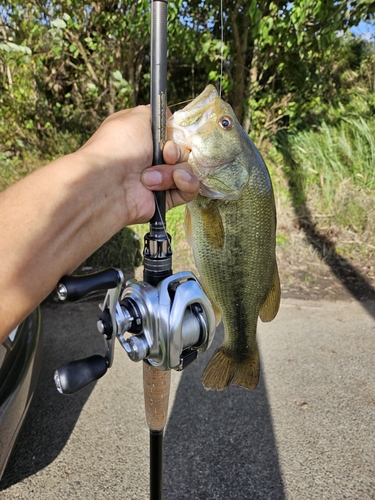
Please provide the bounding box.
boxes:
[270,94,375,265]
[1,1,374,283]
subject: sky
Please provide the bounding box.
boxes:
[351,20,375,40]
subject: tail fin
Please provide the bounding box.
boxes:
[202,346,259,391]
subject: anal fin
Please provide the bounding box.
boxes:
[259,261,281,322]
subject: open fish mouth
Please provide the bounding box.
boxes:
[182,84,218,112]
[169,85,219,138]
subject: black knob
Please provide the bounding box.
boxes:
[57,268,121,302]
[54,355,108,394]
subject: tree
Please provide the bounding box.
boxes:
[0,0,152,160]
[176,0,375,138]
[1,0,375,165]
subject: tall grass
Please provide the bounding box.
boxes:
[289,115,375,205]
[273,111,375,260]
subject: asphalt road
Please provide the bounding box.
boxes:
[1,296,374,499]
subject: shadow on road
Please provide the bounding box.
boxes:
[0,301,104,490]
[277,132,375,316]
[164,326,285,500]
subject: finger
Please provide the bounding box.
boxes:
[142,163,194,190]
[172,169,199,198]
[163,140,190,164]
[165,169,200,210]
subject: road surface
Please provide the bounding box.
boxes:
[1,296,374,499]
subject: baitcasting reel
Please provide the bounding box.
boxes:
[54,268,216,395]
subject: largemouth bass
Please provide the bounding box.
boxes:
[167,85,280,391]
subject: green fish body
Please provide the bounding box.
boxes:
[167,85,280,391]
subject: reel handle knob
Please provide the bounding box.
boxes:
[57,268,121,302]
[54,355,108,395]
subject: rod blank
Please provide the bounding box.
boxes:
[150,0,168,226]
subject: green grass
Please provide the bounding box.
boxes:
[289,115,375,204]
[288,115,375,243]
[270,108,375,263]
[84,205,188,271]
[276,233,290,246]
[83,227,142,270]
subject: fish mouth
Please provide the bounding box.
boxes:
[167,85,220,155]
[171,85,219,130]
[183,84,218,111]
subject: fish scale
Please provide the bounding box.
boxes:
[168,85,280,391]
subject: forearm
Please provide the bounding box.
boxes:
[0,150,135,342]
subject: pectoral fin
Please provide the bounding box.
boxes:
[200,202,225,249]
[184,206,194,247]
[259,261,281,322]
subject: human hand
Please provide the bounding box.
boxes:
[142,139,198,211]
[77,105,198,227]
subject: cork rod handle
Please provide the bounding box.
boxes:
[143,362,171,432]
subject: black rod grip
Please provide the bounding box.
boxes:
[57,268,120,301]
[54,355,108,395]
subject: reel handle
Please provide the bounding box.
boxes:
[54,355,108,395]
[57,268,121,301]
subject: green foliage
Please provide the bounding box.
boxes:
[0,153,37,191]
[273,90,375,263]
[1,0,375,268]
[171,0,375,137]
[288,113,375,203]
[83,227,142,270]
[0,0,152,168]
[1,0,374,165]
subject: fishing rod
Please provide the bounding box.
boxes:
[52,2,216,499]
[144,1,171,498]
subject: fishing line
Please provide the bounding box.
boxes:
[169,98,194,109]
[219,0,224,97]
[154,193,172,247]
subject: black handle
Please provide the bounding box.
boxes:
[57,268,120,301]
[54,355,108,394]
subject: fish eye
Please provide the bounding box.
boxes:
[219,116,233,130]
